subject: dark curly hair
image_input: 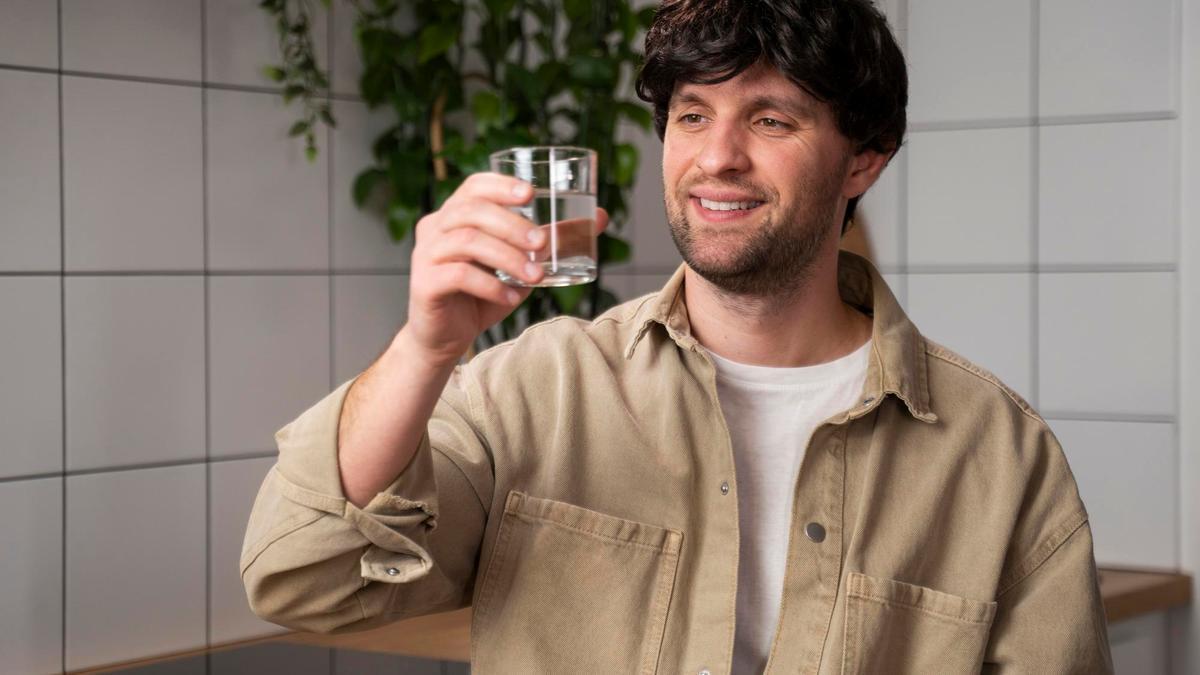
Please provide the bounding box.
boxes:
[635,0,908,231]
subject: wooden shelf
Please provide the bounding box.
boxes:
[1098,566,1193,624]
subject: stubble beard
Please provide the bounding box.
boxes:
[665,167,845,300]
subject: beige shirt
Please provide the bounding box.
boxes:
[241,251,1113,674]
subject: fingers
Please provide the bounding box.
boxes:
[447,172,535,209]
[427,227,545,285]
[434,262,527,306]
[422,198,546,252]
[595,207,609,235]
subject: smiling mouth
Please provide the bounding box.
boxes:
[697,198,765,211]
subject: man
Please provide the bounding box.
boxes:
[242,0,1113,672]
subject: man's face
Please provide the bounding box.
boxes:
[662,62,874,297]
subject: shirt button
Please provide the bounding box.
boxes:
[805,522,826,543]
[699,669,712,675]
[720,481,730,495]
[386,567,400,576]
[863,396,875,404]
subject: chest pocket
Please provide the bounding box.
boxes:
[471,491,682,674]
[842,572,998,674]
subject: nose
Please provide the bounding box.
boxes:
[696,120,750,176]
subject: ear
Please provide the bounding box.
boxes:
[842,148,892,199]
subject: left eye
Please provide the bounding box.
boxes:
[758,118,787,128]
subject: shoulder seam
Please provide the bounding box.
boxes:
[923,341,1043,424]
[996,510,1089,598]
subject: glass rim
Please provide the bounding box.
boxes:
[488,145,597,164]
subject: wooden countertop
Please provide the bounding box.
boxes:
[280,567,1193,662]
[72,566,1193,672]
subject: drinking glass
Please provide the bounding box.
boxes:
[489,146,598,287]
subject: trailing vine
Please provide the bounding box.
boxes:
[263,0,655,349]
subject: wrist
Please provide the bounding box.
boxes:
[390,325,463,375]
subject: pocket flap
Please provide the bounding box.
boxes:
[846,572,997,625]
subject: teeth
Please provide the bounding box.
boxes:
[699,198,762,211]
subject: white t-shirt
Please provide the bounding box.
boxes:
[708,339,872,675]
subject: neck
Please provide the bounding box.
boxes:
[684,248,872,367]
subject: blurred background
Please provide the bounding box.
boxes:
[1,0,1197,673]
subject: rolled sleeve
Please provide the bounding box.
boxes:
[240,369,491,634]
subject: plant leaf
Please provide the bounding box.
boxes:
[614,143,639,187]
[261,65,287,82]
[616,101,653,132]
[353,168,386,208]
[386,201,421,241]
[418,23,460,64]
[548,284,587,314]
[288,120,311,137]
[471,90,503,133]
[598,232,631,265]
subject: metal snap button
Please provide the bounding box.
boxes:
[386,567,400,576]
[720,481,730,496]
[805,522,826,543]
[699,669,711,675]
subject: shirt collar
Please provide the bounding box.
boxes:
[624,250,938,424]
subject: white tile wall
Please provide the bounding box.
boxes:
[0,478,62,675]
[625,126,678,272]
[1039,273,1176,416]
[332,274,408,384]
[66,465,207,670]
[0,277,62,479]
[0,69,60,272]
[1108,612,1170,675]
[63,77,204,272]
[907,127,1032,266]
[62,0,202,81]
[1039,0,1176,118]
[856,146,905,270]
[1039,120,1176,266]
[207,89,329,271]
[210,457,282,645]
[332,100,411,271]
[331,0,364,97]
[907,0,1033,124]
[208,276,331,457]
[1053,419,1176,568]
[0,0,58,68]
[205,0,328,88]
[64,277,206,471]
[908,274,1034,401]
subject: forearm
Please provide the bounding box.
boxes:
[337,326,458,508]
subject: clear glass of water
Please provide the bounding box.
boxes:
[489,146,598,287]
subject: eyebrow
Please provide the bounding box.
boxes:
[670,90,817,120]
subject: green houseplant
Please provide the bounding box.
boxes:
[261,0,655,349]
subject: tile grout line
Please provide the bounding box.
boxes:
[1172,0,1185,576]
[0,451,282,485]
[1030,0,1041,412]
[328,0,337,395]
[0,62,363,101]
[57,0,66,670]
[201,0,213,667]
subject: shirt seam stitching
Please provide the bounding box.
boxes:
[924,344,1041,423]
[996,511,1089,598]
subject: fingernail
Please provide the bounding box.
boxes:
[512,182,531,197]
[506,289,521,304]
[527,229,544,245]
[524,262,540,279]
